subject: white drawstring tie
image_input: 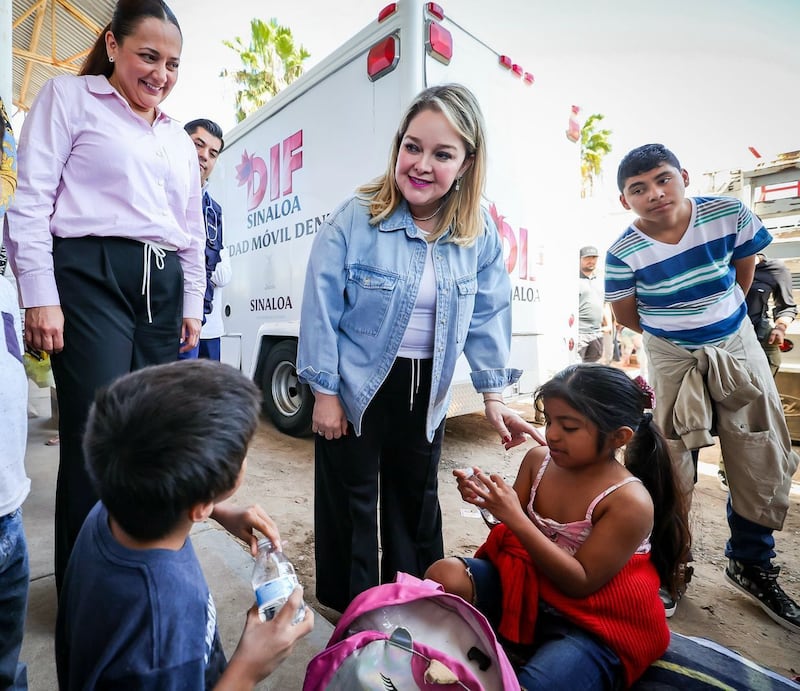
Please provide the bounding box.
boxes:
[409,358,421,411]
[141,243,167,323]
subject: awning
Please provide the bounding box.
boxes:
[12,0,114,112]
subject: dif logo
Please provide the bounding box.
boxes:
[490,203,541,280]
[236,130,303,211]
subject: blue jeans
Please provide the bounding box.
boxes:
[462,557,623,689]
[199,338,220,361]
[177,343,200,360]
[690,451,775,566]
[0,509,29,690]
[724,497,775,567]
[177,338,220,361]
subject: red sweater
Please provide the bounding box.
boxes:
[475,523,670,687]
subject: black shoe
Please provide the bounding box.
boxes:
[725,559,800,634]
[718,469,728,489]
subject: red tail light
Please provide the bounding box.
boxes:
[426,2,444,20]
[378,3,397,22]
[427,22,452,64]
[367,35,400,81]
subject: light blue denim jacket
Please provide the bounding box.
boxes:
[297,195,520,441]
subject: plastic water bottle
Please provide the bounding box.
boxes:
[461,468,501,527]
[251,538,307,624]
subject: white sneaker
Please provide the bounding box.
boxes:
[659,587,677,618]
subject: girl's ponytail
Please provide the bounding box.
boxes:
[625,415,691,596]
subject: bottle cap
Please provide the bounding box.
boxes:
[256,537,274,551]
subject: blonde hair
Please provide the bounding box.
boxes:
[357,83,487,246]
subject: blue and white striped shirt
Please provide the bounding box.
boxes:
[605,197,771,347]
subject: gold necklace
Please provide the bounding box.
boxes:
[410,203,444,222]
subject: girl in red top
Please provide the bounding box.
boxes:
[426,364,690,688]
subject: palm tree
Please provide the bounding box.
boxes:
[220,18,311,123]
[580,113,612,198]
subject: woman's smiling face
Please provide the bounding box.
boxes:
[105,16,182,120]
[394,107,472,219]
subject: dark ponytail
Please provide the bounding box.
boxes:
[81,22,114,77]
[624,414,691,596]
[79,0,182,77]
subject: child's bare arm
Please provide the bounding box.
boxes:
[609,296,641,333]
[215,589,314,690]
[556,483,655,595]
[511,446,547,509]
[733,255,756,294]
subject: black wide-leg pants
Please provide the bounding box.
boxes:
[314,357,445,612]
[51,236,183,591]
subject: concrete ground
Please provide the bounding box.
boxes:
[18,384,333,691]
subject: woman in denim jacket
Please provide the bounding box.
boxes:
[297,84,543,612]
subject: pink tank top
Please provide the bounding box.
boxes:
[526,456,651,556]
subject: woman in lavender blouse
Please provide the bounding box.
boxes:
[4,0,205,591]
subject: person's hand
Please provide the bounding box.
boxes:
[456,467,523,525]
[768,325,787,346]
[453,467,481,503]
[312,393,348,440]
[179,317,201,353]
[483,400,546,449]
[211,502,281,555]
[24,305,64,354]
[217,591,314,689]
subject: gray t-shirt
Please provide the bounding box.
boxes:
[578,273,604,335]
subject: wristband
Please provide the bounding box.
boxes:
[482,395,504,404]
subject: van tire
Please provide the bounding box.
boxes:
[261,340,313,436]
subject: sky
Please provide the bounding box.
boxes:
[143,0,800,198]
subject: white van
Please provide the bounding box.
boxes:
[210,0,581,435]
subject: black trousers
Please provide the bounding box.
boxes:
[314,357,445,612]
[51,236,183,591]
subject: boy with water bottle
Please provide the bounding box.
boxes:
[55,359,313,689]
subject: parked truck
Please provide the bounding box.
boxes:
[209,0,581,435]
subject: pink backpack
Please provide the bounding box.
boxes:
[303,573,520,690]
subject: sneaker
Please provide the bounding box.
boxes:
[659,587,677,618]
[718,468,728,489]
[725,559,800,634]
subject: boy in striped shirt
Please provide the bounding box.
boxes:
[605,143,799,633]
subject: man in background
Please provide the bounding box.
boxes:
[578,245,612,362]
[179,119,231,360]
[746,253,796,376]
